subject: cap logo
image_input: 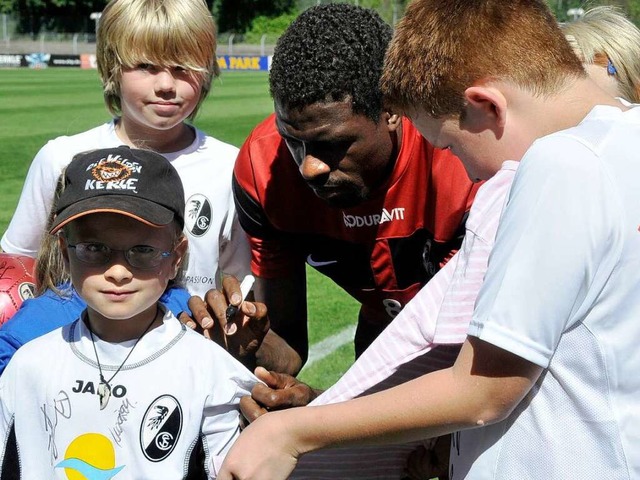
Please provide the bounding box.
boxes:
[84,154,142,193]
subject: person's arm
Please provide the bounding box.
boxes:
[0,289,85,376]
[183,272,307,375]
[229,129,311,375]
[1,141,61,255]
[182,271,306,374]
[217,336,542,480]
[250,270,308,375]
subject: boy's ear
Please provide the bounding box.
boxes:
[461,86,507,134]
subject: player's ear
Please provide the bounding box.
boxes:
[461,85,507,134]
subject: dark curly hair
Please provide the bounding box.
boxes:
[269,4,392,122]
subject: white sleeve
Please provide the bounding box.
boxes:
[202,350,258,478]
[1,141,63,256]
[469,139,623,367]
[432,165,514,343]
[311,253,456,406]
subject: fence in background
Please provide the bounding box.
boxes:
[0,51,272,71]
[0,13,277,58]
[0,36,276,57]
[0,26,274,71]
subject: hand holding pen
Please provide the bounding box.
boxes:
[225,274,256,335]
[182,274,270,366]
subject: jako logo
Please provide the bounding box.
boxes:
[343,208,406,228]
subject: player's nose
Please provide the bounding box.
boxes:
[299,155,330,182]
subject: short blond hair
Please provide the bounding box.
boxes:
[563,6,640,102]
[97,0,218,120]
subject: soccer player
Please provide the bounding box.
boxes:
[192,3,479,375]
[216,0,640,478]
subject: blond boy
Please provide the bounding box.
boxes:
[1,0,249,297]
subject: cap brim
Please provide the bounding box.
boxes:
[49,195,176,234]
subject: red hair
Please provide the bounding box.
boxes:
[381,0,585,117]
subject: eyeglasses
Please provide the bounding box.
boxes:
[67,242,173,269]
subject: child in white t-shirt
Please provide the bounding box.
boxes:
[0,146,257,478]
[1,0,249,297]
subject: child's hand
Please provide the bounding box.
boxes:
[217,410,302,480]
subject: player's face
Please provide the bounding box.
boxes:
[118,63,201,138]
[274,98,399,208]
[61,213,185,340]
[407,108,500,182]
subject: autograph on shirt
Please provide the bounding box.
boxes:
[110,398,136,447]
[42,390,72,464]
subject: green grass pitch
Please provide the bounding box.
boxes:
[0,68,359,389]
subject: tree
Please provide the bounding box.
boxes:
[1,0,107,35]
[243,11,299,43]
[546,0,638,21]
[295,0,408,26]
[216,0,296,33]
[623,0,640,24]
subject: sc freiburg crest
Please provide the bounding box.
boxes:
[185,194,212,237]
[140,395,183,462]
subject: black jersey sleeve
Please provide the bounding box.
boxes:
[232,173,278,240]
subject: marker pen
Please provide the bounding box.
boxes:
[224,274,255,335]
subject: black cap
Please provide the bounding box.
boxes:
[50,146,185,234]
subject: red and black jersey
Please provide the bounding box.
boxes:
[233,114,479,330]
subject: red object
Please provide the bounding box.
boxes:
[0,253,36,326]
[233,114,480,326]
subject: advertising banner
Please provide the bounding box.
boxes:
[217,55,270,71]
[1,53,271,71]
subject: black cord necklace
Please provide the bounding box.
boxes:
[86,306,160,410]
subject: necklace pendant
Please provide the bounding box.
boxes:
[87,307,159,412]
[97,381,111,410]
